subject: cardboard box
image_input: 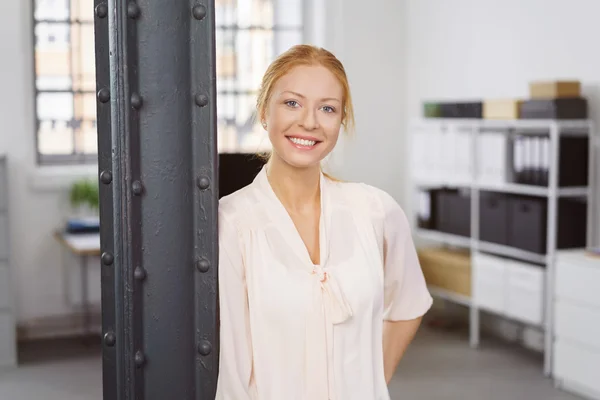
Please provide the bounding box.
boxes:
[418,247,471,297]
[483,99,522,119]
[529,80,581,99]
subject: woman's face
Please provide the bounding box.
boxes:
[264,64,344,170]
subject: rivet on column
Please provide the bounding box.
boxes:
[101,252,114,266]
[103,331,116,347]
[196,258,210,273]
[132,181,143,196]
[95,3,108,18]
[196,176,210,190]
[131,93,143,109]
[197,340,212,356]
[100,170,112,184]
[194,94,208,107]
[134,351,146,367]
[192,4,206,20]
[134,266,147,281]
[127,2,141,18]
[97,88,110,103]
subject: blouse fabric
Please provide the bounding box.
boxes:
[215,166,433,400]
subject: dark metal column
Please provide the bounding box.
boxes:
[94,1,219,399]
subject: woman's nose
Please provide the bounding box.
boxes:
[300,108,319,130]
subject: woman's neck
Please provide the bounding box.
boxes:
[266,154,321,214]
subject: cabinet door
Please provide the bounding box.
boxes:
[0,214,7,260]
[473,253,507,314]
[505,261,544,326]
[0,262,10,310]
[0,313,16,367]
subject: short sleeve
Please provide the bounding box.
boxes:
[377,190,433,321]
[215,211,257,399]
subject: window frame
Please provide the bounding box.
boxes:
[32,0,306,166]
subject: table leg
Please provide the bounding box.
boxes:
[81,255,90,340]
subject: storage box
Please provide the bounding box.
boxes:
[440,102,483,119]
[436,188,471,237]
[507,195,588,254]
[529,80,581,99]
[519,98,587,119]
[423,102,442,118]
[418,247,471,297]
[479,191,509,246]
[483,99,522,119]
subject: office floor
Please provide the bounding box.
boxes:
[0,326,582,400]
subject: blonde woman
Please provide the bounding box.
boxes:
[216,44,432,400]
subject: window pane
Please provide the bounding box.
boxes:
[71,0,95,21]
[35,0,69,21]
[71,24,96,91]
[36,76,72,91]
[37,92,74,120]
[236,0,274,28]
[217,30,273,92]
[75,120,98,154]
[74,92,97,122]
[35,22,70,50]
[38,120,74,155]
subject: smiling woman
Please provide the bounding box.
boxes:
[215,44,432,400]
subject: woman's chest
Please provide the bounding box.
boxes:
[242,220,385,324]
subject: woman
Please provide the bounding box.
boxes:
[216,44,432,400]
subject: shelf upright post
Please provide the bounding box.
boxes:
[586,121,597,249]
[544,121,560,377]
[469,120,481,349]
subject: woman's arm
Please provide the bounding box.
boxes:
[372,187,432,384]
[382,317,423,384]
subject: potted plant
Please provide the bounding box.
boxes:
[69,178,99,218]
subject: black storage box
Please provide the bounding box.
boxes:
[436,188,471,237]
[440,102,483,119]
[511,134,589,187]
[519,98,588,120]
[507,195,587,254]
[479,191,509,245]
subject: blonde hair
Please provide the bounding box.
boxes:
[257,44,355,132]
[255,45,354,180]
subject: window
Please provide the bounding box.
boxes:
[32,0,304,165]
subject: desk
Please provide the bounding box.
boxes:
[54,232,100,336]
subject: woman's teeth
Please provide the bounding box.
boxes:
[289,137,317,146]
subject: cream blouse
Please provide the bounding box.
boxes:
[215,166,433,400]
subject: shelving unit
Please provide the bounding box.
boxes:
[410,118,597,378]
[0,155,16,368]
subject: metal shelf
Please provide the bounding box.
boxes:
[415,229,548,265]
[413,118,592,132]
[414,180,589,198]
[415,229,471,248]
[477,241,548,265]
[428,286,471,307]
[410,116,597,378]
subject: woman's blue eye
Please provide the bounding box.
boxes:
[285,100,299,108]
[322,106,335,113]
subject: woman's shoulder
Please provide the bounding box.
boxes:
[218,184,260,227]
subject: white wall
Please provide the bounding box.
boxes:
[1,0,101,338]
[405,0,600,242]
[323,0,410,204]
